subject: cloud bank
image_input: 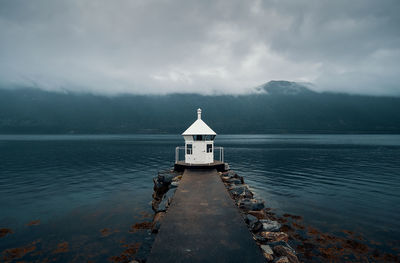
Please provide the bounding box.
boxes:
[0,0,399,95]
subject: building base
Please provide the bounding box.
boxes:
[174,161,227,172]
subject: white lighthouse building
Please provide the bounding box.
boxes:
[182,108,216,164]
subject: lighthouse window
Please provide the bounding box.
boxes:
[195,135,203,141]
[186,144,192,154]
[207,144,213,153]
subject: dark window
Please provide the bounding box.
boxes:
[207,144,213,153]
[193,135,215,141]
[186,144,192,154]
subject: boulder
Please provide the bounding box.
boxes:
[261,245,274,261]
[158,173,175,184]
[151,220,161,233]
[151,212,165,233]
[227,178,243,185]
[153,177,169,197]
[225,170,238,178]
[229,185,253,199]
[221,176,230,182]
[153,177,164,190]
[151,199,160,212]
[238,199,264,211]
[172,175,182,182]
[248,210,267,219]
[169,181,179,188]
[155,198,167,212]
[274,256,289,263]
[260,219,281,232]
[245,214,258,225]
[166,197,173,209]
[260,232,289,242]
[253,234,267,243]
[250,220,263,233]
[153,211,165,222]
[156,189,176,212]
[273,245,299,263]
[268,241,295,253]
[229,184,247,193]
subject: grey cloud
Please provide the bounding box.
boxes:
[0,0,399,95]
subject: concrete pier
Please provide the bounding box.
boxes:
[147,168,265,263]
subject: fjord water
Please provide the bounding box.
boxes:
[1,134,399,261]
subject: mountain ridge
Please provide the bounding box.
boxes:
[1,81,400,134]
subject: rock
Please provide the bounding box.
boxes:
[268,241,295,253]
[220,172,228,177]
[238,198,264,211]
[158,173,174,184]
[250,220,263,233]
[274,256,289,263]
[157,189,176,212]
[153,177,169,197]
[261,244,273,254]
[254,234,267,243]
[222,170,244,180]
[237,175,245,183]
[169,181,179,188]
[261,245,274,261]
[229,185,251,197]
[172,175,182,181]
[245,214,258,225]
[225,170,237,178]
[273,245,299,263]
[260,232,289,242]
[151,199,160,212]
[151,212,165,233]
[260,219,281,232]
[227,178,243,185]
[232,173,242,179]
[221,176,230,182]
[248,210,267,219]
[153,211,165,222]
[166,197,173,208]
[153,177,164,190]
[151,220,161,233]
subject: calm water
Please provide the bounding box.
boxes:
[1,134,400,262]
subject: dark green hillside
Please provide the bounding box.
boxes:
[1,81,400,134]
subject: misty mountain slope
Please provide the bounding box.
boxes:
[1,81,400,134]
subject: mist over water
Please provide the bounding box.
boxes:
[0,134,399,261]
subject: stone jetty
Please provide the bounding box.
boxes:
[147,168,265,263]
[139,167,300,263]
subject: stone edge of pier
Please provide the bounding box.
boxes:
[133,166,299,263]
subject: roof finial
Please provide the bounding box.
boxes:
[197,108,202,119]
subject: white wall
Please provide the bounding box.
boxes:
[185,140,214,164]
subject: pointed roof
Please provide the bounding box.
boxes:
[182,108,217,135]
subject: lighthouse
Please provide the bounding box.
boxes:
[182,108,216,164]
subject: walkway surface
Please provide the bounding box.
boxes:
[147,168,265,263]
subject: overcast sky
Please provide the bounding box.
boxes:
[0,0,399,95]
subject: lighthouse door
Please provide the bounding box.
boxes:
[190,141,207,164]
